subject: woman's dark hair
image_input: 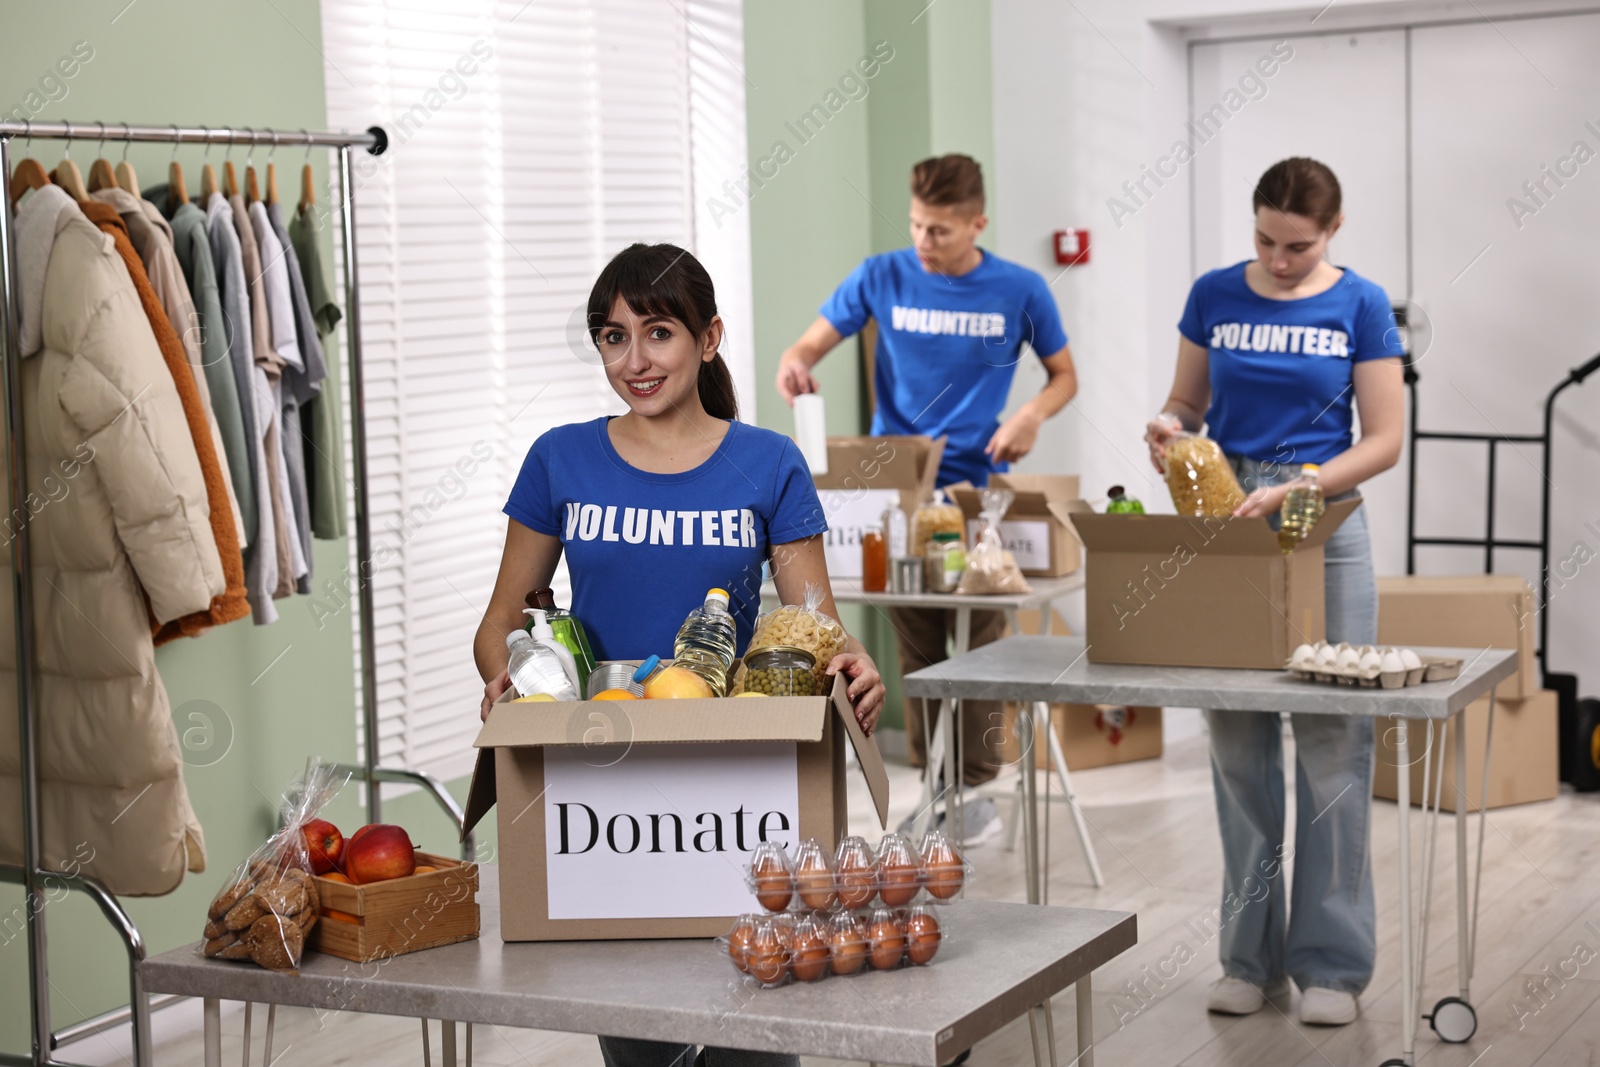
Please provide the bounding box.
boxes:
[1252,157,1342,230]
[586,242,738,421]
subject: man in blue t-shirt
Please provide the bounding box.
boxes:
[774,154,1078,845]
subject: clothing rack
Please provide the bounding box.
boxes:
[0,119,468,1067]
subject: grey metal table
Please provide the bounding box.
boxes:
[144,870,1135,1067]
[904,636,1518,1067]
[767,572,1102,888]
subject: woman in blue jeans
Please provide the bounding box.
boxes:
[1145,158,1405,1027]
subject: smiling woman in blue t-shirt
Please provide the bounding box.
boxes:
[1145,158,1405,1029]
[474,243,885,1067]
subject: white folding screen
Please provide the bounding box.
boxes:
[321,0,752,782]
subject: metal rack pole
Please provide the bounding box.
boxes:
[0,120,387,1067]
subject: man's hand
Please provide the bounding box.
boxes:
[985,410,1042,464]
[776,355,820,405]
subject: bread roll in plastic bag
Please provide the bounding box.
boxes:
[199,759,348,972]
[957,488,1031,595]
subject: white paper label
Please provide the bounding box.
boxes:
[818,488,902,579]
[543,742,800,920]
[965,519,1053,570]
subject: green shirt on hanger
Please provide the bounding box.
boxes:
[288,203,347,540]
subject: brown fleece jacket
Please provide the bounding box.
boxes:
[80,200,251,640]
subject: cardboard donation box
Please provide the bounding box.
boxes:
[1373,689,1558,811]
[1004,609,1162,769]
[1377,576,1538,700]
[1058,498,1359,669]
[463,675,890,941]
[812,435,944,580]
[948,474,1082,577]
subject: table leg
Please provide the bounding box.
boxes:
[263,1004,276,1067]
[241,1002,252,1067]
[1455,711,1469,1000]
[1043,1000,1059,1067]
[1018,705,1040,905]
[421,1018,431,1067]
[1469,694,1497,989]
[1396,719,1415,1064]
[204,998,222,1067]
[443,1020,457,1067]
[913,697,944,841]
[1043,704,1105,889]
[951,609,972,843]
[466,1022,473,1067]
[1075,974,1094,1067]
[1028,1006,1044,1067]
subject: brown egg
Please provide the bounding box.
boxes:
[868,907,907,971]
[747,922,790,986]
[879,860,920,907]
[796,869,836,911]
[752,858,793,913]
[838,865,877,909]
[828,926,868,975]
[924,860,964,900]
[727,915,756,973]
[906,909,941,964]
[789,921,830,982]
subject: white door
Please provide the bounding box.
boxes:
[1188,29,1411,578]
[1410,12,1600,678]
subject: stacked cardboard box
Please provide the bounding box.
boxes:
[947,475,1083,577]
[811,435,943,581]
[1371,575,1555,810]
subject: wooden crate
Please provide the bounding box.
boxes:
[309,850,480,962]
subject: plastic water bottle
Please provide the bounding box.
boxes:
[1278,464,1326,554]
[523,589,597,694]
[506,613,580,701]
[673,588,738,696]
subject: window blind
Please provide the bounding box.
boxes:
[321,0,752,783]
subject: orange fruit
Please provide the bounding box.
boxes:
[413,865,438,874]
[321,872,352,884]
[592,689,638,700]
[324,909,360,924]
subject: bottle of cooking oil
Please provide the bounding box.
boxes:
[1278,464,1326,553]
[673,588,738,695]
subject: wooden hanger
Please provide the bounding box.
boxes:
[166,127,189,213]
[223,136,238,198]
[115,125,139,196]
[297,129,315,214]
[245,163,260,205]
[9,158,50,204]
[52,124,88,202]
[200,127,218,201]
[87,123,118,193]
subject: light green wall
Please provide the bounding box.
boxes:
[0,1,482,1053]
[0,1,989,1050]
[741,0,994,735]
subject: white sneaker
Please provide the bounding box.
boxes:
[954,798,1003,848]
[1206,976,1287,1015]
[1299,987,1358,1025]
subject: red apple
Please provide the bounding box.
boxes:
[302,818,344,875]
[349,823,378,845]
[343,824,416,884]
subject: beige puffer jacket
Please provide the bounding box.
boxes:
[0,185,213,895]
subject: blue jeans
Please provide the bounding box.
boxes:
[1203,457,1377,994]
[597,1038,797,1067]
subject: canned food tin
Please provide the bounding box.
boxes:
[892,557,924,595]
[588,661,643,698]
[742,646,819,696]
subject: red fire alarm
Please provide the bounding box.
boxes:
[1054,228,1090,266]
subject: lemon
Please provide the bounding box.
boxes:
[734,691,769,698]
[513,693,558,702]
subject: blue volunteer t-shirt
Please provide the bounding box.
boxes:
[820,247,1068,488]
[1178,262,1403,464]
[504,418,828,662]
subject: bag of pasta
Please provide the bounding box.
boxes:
[739,582,848,693]
[199,759,348,972]
[911,489,965,557]
[957,488,1032,596]
[1164,432,1246,517]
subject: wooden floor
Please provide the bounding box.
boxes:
[68,723,1600,1066]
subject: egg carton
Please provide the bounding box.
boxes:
[1285,642,1463,689]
